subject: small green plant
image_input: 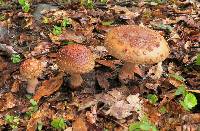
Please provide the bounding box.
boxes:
[37,121,43,131]
[101,20,114,26]
[159,106,167,114]
[169,74,185,81]
[5,115,20,129]
[51,118,66,129]
[26,99,38,117]
[83,0,94,9]
[52,18,71,36]
[100,0,108,4]
[11,54,21,64]
[63,41,74,45]
[195,54,200,65]
[52,25,62,35]
[147,94,158,105]
[62,18,71,28]
[129,116,157,131]
[0,14,5,21]
[18,0,30,13]
[152,23,173,32]
[175,85,197,111]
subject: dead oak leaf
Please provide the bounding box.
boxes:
[49,30,86,43]
[72,117,88,131]
[106,100,133,120]
[33,73,63,102]
[0,93,16,111]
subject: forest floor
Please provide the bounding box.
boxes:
[0,0,200,130]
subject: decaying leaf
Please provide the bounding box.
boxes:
[33,73,64,102]
[72,117,87,131]
[49,30,86,43]
[0,93,16,111]
[27,103,54,131]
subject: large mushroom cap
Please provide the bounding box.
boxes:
[57,44,95,74]
[20,58,44,79]
[105,25,170,64]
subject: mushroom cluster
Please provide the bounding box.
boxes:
[105,25,170,82]
[57,44,95,88]
[20,58,44,93]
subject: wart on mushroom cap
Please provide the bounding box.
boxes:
[20,58,44,94]
[57,44,95,88]
[105,25,170,82]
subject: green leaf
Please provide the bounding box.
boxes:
[195,54,200,65]
[62,18,70,27]
[100,0,108,4]
[5,115,14,123]
[85,0,94,9]
[11,54,21,64]
[22,2,30,13]
[30,99,37,106]
[52,26,62,35]
[51,118,66,129]
[37,122,43,131]
[140,122,152,130]
[147,94,158,104]
[169,74,185,81]
[183,93,197,110]
[101,21,114,26]
[62,41,74,45]
[129,122,141,131]
[175,85,186,96]
[159,106,167,114]
[18,0,25,5]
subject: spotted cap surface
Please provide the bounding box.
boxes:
[57,44,95,74]
[105,25,170,64]
[20,58,44,79]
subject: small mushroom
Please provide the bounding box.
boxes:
[105,25,170,82]
[20,58,44,93]
[57,44,95,88]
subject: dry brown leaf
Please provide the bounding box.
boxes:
[49,30,86,43]
[147,62,163,79]
[95,59,117,69]
[0,57,7,71]
[27,104,54,131]
[0,93,16,111]
[11,80,21,93]
[106,100,133,120]
[72,117,88,131]
[33,73,63,102]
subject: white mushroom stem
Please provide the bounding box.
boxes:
[153,62,163,79]
[70,73,83,88]
[119,62,137,82]
[27,78,39,94]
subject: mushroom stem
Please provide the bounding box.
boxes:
[27,78,39,94]
[70,73,83,88]
[153,61,163,79]
[119,62,137,83]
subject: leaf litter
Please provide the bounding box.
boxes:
[0,0,199,130]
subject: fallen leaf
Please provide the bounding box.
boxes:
[95,59,117,69]
[106,100,133,119]
[72,117,87,131]
[0,93,16,111]
[49,30,86,43]
[27,103,54,131]
[33,73,64,102]
[11,80,21,93]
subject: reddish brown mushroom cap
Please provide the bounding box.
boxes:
[20,58,44,79]
[57,44,95,74]
[105,25,170,64]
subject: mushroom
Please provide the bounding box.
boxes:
[105,25,170,82]
[20,58,44,93]
[57,44,95,88]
